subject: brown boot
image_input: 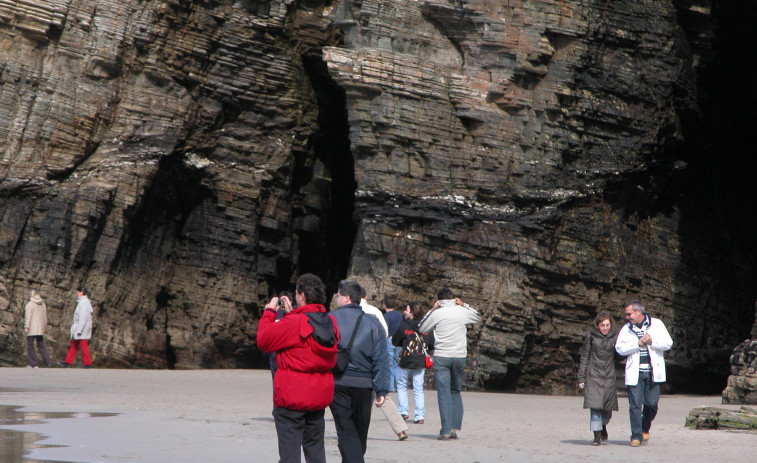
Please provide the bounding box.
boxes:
[593,431,601,446]
[601,425,608,441]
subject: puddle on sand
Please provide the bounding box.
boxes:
[0,405,117,463]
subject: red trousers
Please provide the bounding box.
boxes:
[65,339,92,366]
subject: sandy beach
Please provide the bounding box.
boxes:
[0,368,754,463]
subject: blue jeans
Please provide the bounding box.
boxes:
[386,338,401,392]
[626,371,660,441]
[590,409,612,431]
[433,356,466,435]
[397,367,425,420]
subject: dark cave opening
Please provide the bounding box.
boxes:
[295,54,358,295]
[667,0,757,393]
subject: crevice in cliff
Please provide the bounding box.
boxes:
[113,151,213,267]
[295,53,357,294]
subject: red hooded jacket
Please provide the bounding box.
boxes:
[257,303,340,411]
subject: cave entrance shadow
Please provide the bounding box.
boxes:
[0,404,117,463]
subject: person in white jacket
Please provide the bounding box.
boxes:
[61,286,94,368]
[615,300,673,447]
[419,288,481,440]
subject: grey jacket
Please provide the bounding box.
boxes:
[71,295,93,340]
[578,328,619,411]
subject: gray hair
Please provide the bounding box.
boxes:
[626,300,646,313]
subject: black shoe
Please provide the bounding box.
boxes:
[59,362,72,368]
[438,434,452,441]
[414,419,424,424]
[601,425,608,441]
[78,365,92,369]
[593,431,601,446]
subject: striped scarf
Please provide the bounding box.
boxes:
[630,314,651,372]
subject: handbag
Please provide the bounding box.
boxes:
[415,331,433,369]
[333,313,364,375]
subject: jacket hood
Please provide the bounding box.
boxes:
[589,327,617,339]
[30,295,44,305]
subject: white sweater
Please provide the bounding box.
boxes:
[419,300,481,358]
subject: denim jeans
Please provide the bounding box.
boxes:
[386,338,401,392]
[397,367,425,420]
[589,409,612,431]
[433,356,466,435]
[626,370,660,441]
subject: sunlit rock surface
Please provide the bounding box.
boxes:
[1,0,755,392]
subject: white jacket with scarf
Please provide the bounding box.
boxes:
[615,316,673,385]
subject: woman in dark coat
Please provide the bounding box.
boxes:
[391,302,434,423]
[577,311,618,446]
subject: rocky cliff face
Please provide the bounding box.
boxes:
[1,0,755,393]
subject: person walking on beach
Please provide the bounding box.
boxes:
[577,311,618,446]
[419,288,481,440]
[257,274,340,463]
[330,280,391,462]
[382,296,403,392]
[615,300,673,447]
[24,288,53,368]
[60,286,94,368]
[392,302,434,424]
[358,289,408,440]
[359,288,388,335]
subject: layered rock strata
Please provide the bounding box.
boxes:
[1,0,755,393]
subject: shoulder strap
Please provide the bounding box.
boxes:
[345,312,365,350]
[413,331,429,356]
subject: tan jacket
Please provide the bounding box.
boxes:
[24,295,48,336]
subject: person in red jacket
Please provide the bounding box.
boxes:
[257,273,340,463]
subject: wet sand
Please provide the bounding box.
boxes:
[0,368,754,463]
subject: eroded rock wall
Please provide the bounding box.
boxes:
[1,0,340,368]
[1,0,755,392]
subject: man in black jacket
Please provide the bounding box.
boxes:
[329,280,390,463]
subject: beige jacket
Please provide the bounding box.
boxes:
[24,295,48,336]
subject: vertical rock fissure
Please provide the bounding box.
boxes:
[296,54,357,294]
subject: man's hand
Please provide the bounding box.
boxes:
[280,296,293,314]
[639,333,652,346]
[578,382,585,390]
[264,297,278,310]
[374,395,386,407]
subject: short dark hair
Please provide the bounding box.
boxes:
[382,296,394,309]
[338,280,362,305]
[594,311,613,328]
[295,274,326,305]
[407,302,425,320]
[626,300,645,313]
[437,287,455,300]
[77,286,88,296]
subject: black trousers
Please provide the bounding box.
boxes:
[272,407,327,463]
[328,386,373,463]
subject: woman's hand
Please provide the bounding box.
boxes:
[578,382,585,390]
